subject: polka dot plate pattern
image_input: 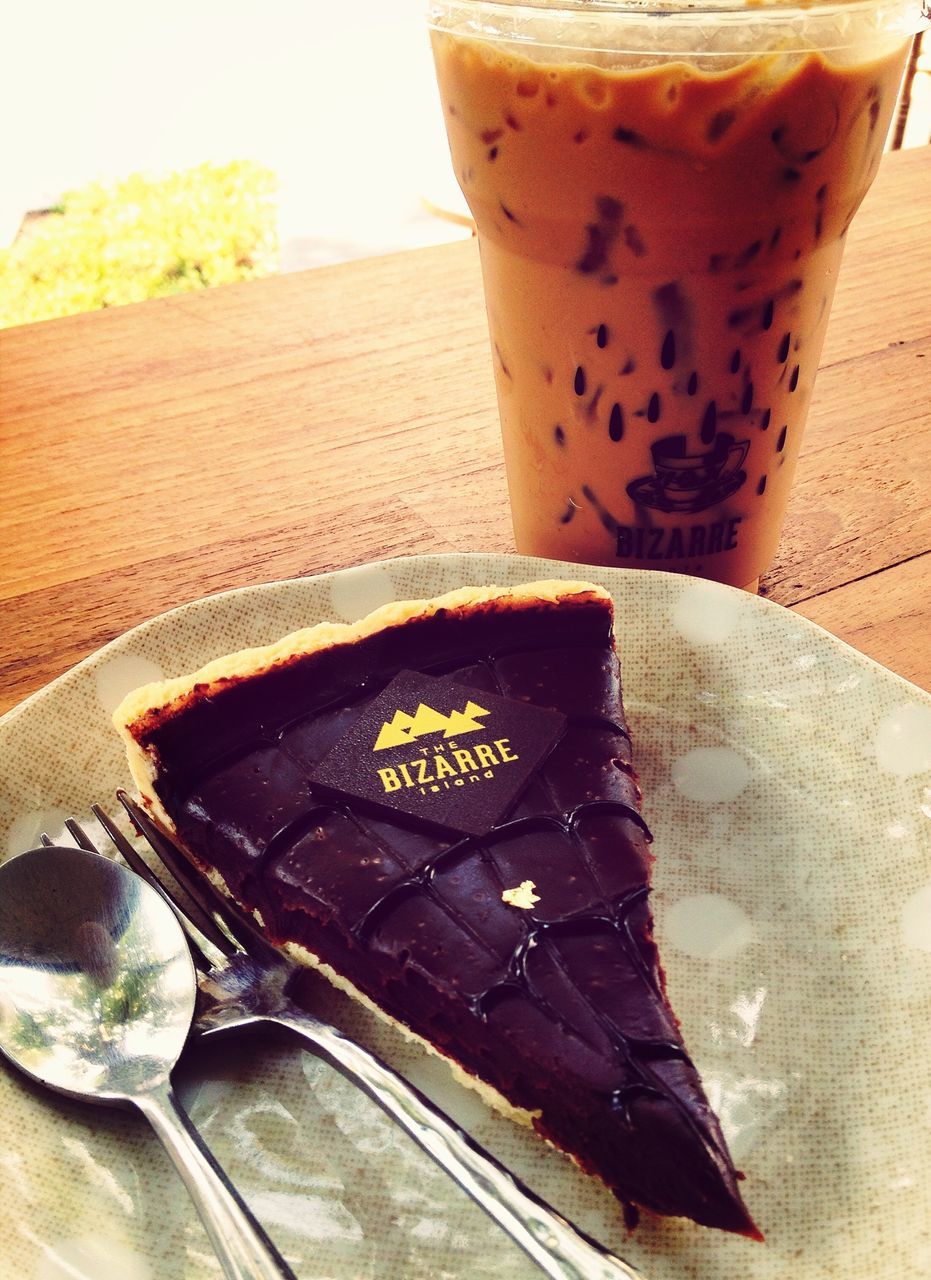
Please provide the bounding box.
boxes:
[0,554,929,1280]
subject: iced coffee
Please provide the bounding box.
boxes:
[429,1,921,587]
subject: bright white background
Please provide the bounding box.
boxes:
[0,0,470,264]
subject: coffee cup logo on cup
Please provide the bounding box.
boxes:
[627,434,750,515]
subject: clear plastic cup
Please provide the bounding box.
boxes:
[428,0,928,588]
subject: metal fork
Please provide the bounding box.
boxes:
[64,794,645,1280]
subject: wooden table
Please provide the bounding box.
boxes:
[1,146,929,714]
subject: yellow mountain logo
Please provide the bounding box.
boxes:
[373,699,491,751]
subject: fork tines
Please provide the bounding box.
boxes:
[85,805,222,973]
[112,792,281,965]
[101,797,234,957]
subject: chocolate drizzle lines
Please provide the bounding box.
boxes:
[252,804,345,884]
[353,806,652,950]
[329,643,663,1109]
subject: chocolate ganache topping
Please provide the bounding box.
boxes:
[115,582,759,1238]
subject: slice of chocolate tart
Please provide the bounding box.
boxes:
[113,580,759,1239]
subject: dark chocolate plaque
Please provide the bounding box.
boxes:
[309,670,566,835]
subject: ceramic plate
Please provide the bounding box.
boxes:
[1,553,930,1280]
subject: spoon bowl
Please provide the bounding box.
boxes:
[0,844,294,1280]
[0,844,195,1100]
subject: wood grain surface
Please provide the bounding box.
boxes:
[1,146,929,714]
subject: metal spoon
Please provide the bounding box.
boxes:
[0,845,296,1280]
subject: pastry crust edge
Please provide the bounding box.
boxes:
[113,578,611,833]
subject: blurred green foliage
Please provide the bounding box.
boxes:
[0,160,278,328]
